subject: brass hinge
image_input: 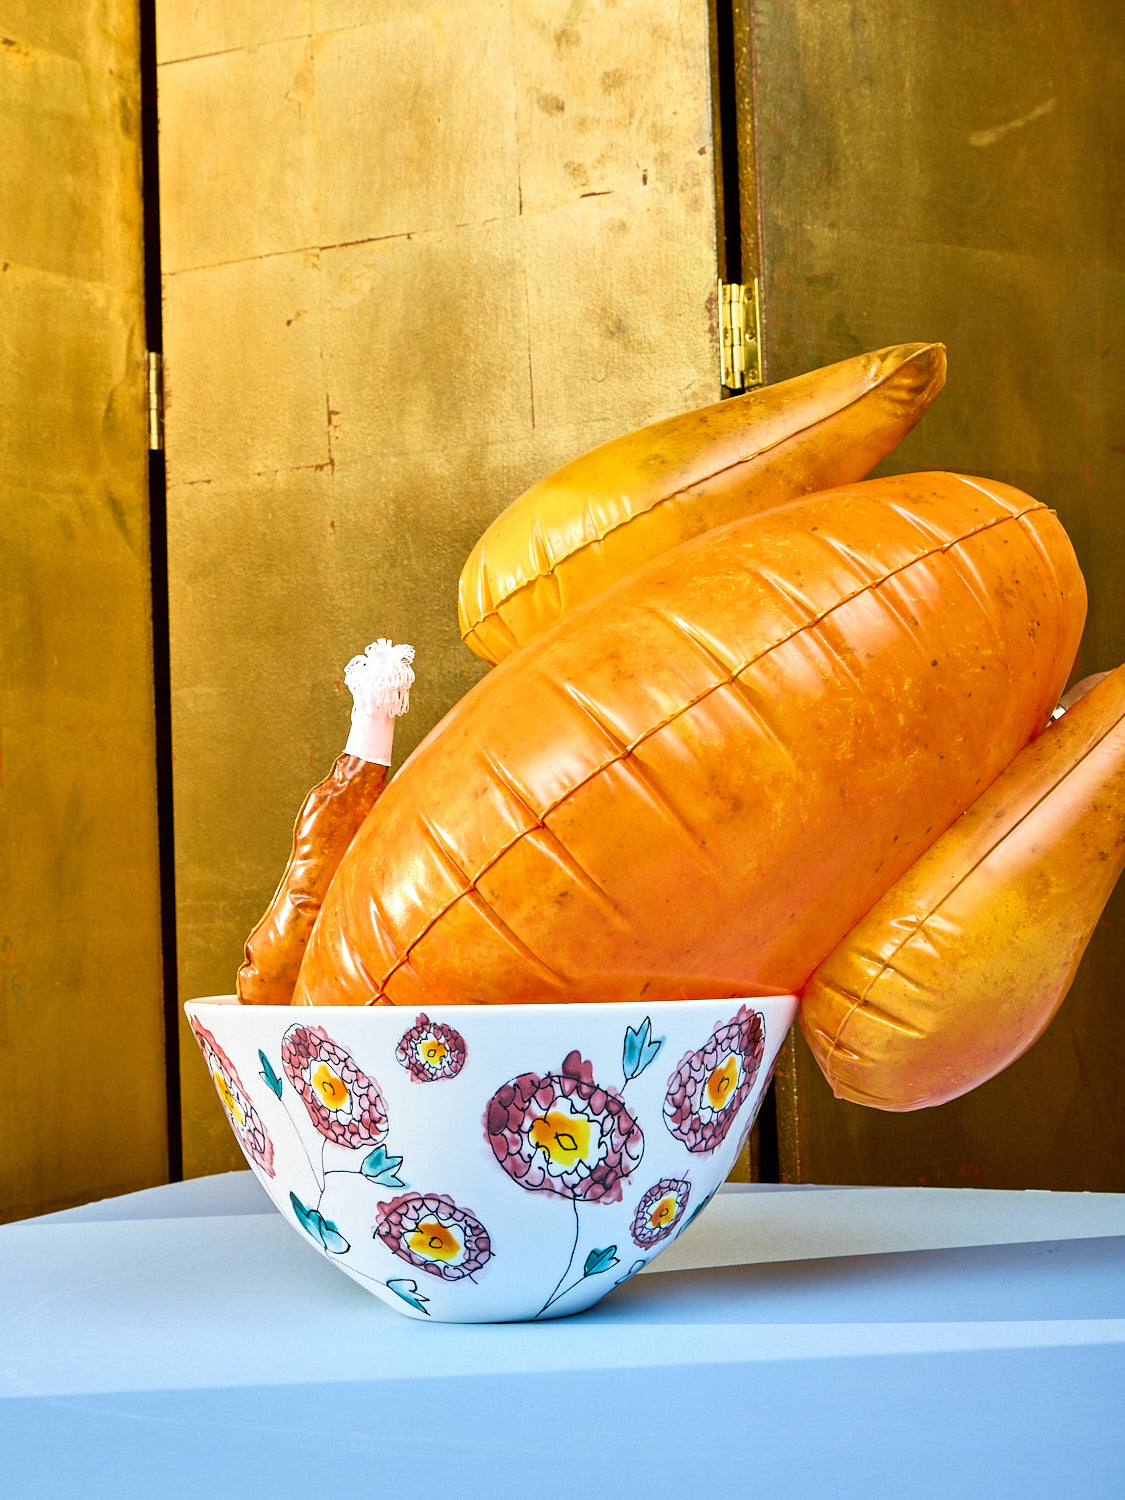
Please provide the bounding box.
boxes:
[718,278,762,391]
[147,350,164,451]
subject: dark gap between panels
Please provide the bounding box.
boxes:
[139,0,183,1183]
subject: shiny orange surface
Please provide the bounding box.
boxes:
[295,472,1085,1008]
[800,665,1125,1110]
[459,343,946,663]
[237,755,388,1005]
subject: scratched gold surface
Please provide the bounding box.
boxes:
[740,0,1125,1189]
[157,0,722,1175]
[0,5,167,1218]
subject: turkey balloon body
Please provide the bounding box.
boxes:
[294,472,1085,1010]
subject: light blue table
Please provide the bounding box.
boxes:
[2,1174,1124,1498]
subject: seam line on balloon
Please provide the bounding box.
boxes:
[377,505,1050,998]
[461,351,944,647]
[546,676,721,872]
[482,751,630,927]
[418,814,568,986]
[660,613,802,767]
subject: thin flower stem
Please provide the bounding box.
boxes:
[347,1263,392,1286]
[537,1196,581,1318]
[540,1270,587,1315]
[316,1139,328,1210]
[342,1263,432,1316]
[281,1091,324,1194]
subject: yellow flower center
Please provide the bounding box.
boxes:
[408,1218,464,1263]
[529,1107,593,1169]
[213,1069,244,1126]
[310,1061,349,1110]
[649,1194,679,1228]
[706,1054,741,1111]
[420,1037,448,1066]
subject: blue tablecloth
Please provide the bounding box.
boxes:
[3,1175,1124,1498]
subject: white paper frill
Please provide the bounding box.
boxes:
[343,638,415,765]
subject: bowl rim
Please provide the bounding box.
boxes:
[185,991,799,1016]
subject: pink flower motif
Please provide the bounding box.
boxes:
[374,1191,492,1281]
[663,1006,765,1154]
[630,1177,692,1248]
[190,1020,275,1177]
[395,1013,467,1083]
[485,1050,644,1204]
[281,1024,388,1148]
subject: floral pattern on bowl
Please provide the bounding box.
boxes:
[664,1005,765,1154]
[375,1190,492,1281]
[185,993,797,1323]
[190,1019,275,1178]
[630,1177,692,1247]
[282,1024,388,1147]
[485,1050,643,1204]
[395,1014,467,1083]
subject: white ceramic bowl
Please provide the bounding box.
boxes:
[185,994,797,1323]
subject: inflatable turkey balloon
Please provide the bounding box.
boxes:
[241,343,1125,1115]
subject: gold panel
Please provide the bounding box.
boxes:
[744,0,1125,1187]
[315,14,520,244]
[162,252,331,482]
[0,10,166,1218]
[523,192,719,429]
[157,0,313,65]
[317,0,485,31]
[159,39,319,272]
[510,0,714,212]
[158,0,721,1175]
[321,224,537,461]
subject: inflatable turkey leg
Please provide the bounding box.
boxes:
[799,663,1125,1110]
[294,472,1084,1009]
[236,640,414,1005]
[460,342,946,663]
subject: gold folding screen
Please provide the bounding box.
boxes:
[155,0,723,1175]
[0,4,167,1218]
[6,1,1119,1212]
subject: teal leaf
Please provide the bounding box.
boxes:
[614,1258,647,1287]
[584,1244,620,1278]
[289,1191,350,1255]
[622,1017,664,1082]
[386,1278,430,1315]
[289,1191,315,1234]
[360,1145,406,1188]
[318,1217,350,1254]
[258,1049,284,1099]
